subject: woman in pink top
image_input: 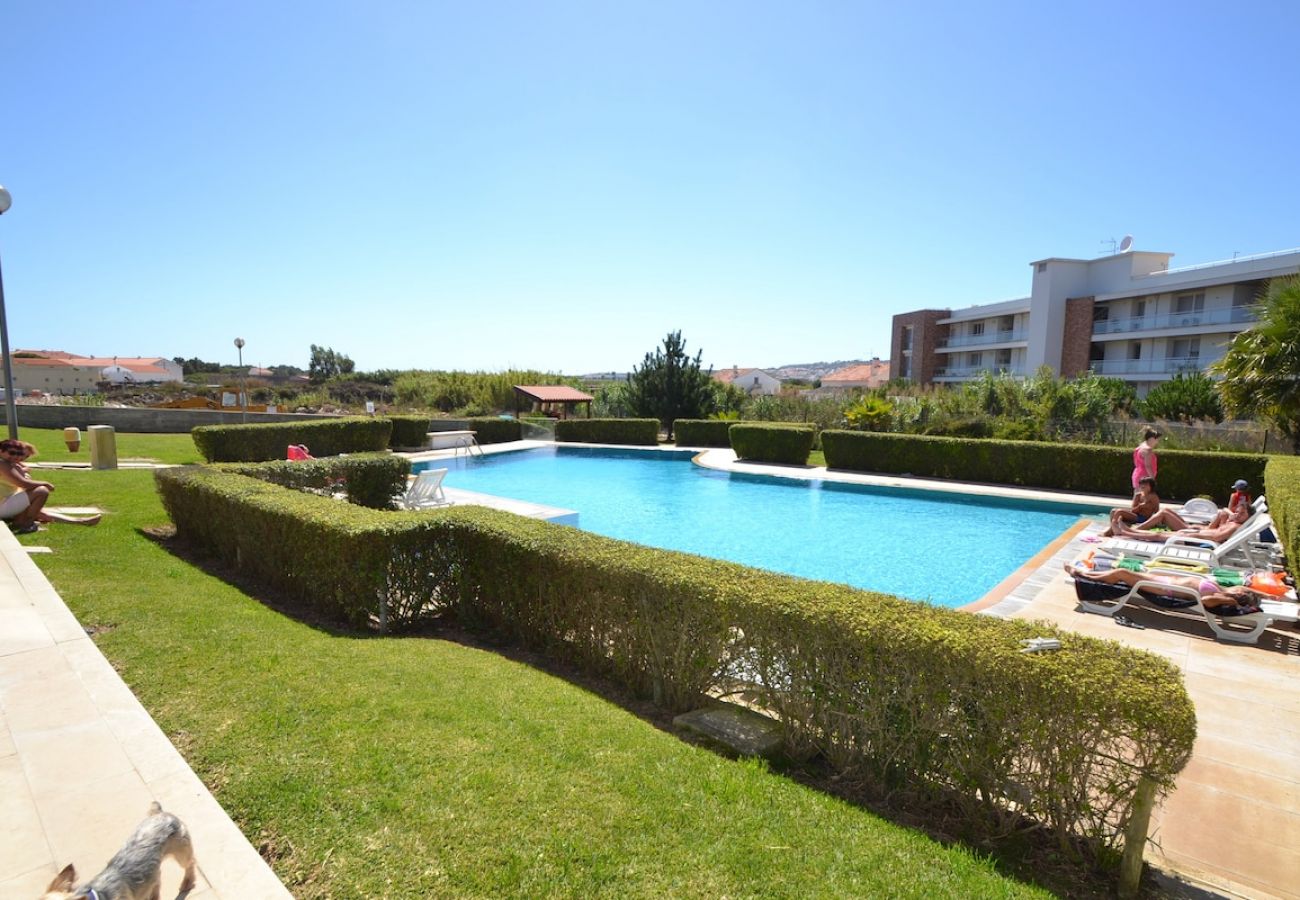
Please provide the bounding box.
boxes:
[1131,428,1161,491]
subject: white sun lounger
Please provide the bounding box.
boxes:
[1074,577,1297,645]
[1102,511,1281,571]
[401,468,451,509]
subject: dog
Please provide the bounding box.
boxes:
[41,802,197,900]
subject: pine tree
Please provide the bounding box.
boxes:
[625,331,714,439]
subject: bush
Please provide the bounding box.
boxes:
[554,418,660,445]
[821,430,1267,502]
[843,395,894,431]
[729,424,815,465]
[1265,455,1300,560]
[673,419,760,447]
[465,417,522,444]
[1140,372,1225,423]
[219,453,409,509]
[191,417,393,462]
[387,415,431,449]
[155,464,1196,865]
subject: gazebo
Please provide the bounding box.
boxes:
[513,385,595,420]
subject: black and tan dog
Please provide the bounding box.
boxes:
[41,802,197,900]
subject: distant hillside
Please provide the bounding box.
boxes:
[768,360,872,381]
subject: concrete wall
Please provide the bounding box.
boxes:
[7,405,342,433]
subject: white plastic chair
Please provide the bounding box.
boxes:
[401,469,451,509]
[1073,576,1292,645]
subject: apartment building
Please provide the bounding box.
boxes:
[890,245,1300,395]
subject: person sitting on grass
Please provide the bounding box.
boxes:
[0,439,101,533]
[1064,562,1264,614]
[1103,476,1160,537]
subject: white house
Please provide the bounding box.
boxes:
[713,366,782,396]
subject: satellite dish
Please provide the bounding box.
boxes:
[1118,235,1133,252]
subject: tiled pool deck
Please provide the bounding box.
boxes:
[5,444,1296,899]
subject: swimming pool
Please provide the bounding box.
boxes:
[416,447,1101,608]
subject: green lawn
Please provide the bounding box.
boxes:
[19,427,203,465]
[21,468,1049,899]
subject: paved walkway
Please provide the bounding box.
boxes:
[0,528,291,898]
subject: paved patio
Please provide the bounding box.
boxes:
[0,527,290,898]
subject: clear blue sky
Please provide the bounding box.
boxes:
[3,1,1298,374]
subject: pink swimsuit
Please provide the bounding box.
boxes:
[1132,445,1156,491]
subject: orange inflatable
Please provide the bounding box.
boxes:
[1246,571,1291,597]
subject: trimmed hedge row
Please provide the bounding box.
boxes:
[1265,455,1300,561]
[673,419,761,447]
[554,418,660,445]
[822,430,1267,501]
[387,415,432,449]
[191,416,393,462]
[465,417,522,444]
[156,464,1197,864]
[219,453,409,509]
[729,424,815,465]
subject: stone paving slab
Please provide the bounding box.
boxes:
[0,528,290,899]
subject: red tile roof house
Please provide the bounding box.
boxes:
[14,350,183,385]
[712,367,782,396]
[819,359,891,390]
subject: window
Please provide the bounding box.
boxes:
[898,356,910,378]
[970,322,985,336]
[900,325,913,351]
[1133,299,1146,318]
[999,315,1015,333]
[1089,343,1106,362]
[1128,342,1142,360]
[1037,262,1047,273]
[967,352,983,367]
[995,348,1012,366]
[1169,337,1201,360]
[1174,292,1205,316]
[1092,306,1110,323]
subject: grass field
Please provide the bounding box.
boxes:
[19,427,203,465]
[17,466,1053,898]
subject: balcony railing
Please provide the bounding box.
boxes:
[933,365,1025,379]
[936,329,1027,349]
[1088,357,1205,377]
[1091,306,1256,336]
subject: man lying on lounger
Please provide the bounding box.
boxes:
[1064,563,1263,614]
[1112,500,1250,544]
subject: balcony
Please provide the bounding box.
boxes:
[936,329,1027,349]
[933,365,1025,379]
[1091,306,1256,336]
[1088,357,1205,377]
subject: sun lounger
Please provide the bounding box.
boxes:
[400,468,451,509]
[1072,575,1296,645]
[1102,511,1282,570]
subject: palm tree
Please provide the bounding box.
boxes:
[1211,275,1300,452]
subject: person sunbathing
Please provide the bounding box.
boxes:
[1064,563,1263,613]
[1113,504,1248,544]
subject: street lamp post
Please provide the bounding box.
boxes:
[0,185,19,440]
[234,337,247,423]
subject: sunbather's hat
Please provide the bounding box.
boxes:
[1232,479,1249,490]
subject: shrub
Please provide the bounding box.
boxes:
[219,453,409,509]
[673,419,760,447]
[1140,372,1225,423]
[554,418,660,445]
[821,430,1266,502]
[387,415,431,449]
[843,395,894,431]
[465,417,522,444]
[729,424,815,465]
[191,417,393,462]
[1265,455,1300,559]
[155,464,1196,865]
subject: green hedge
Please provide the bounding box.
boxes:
[191,416,393,462]
[822,430,1267,501]
[673,419,760,447]
[554,418,660,445]
[729,424,815,465]
[387,416,431,449]
[155,463,1196,865]
[219,453,410,509]
[464,417,522,444]
[1265,455,1300,559]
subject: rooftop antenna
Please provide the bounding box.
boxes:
[1119,234,1133,253]
[1101,237,1118,255]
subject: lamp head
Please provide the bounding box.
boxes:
[234,337,245,349]
[0,185,12,215]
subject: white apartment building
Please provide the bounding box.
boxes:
[890,245,1300,395]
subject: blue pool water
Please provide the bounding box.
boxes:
[417,447,1101,608]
